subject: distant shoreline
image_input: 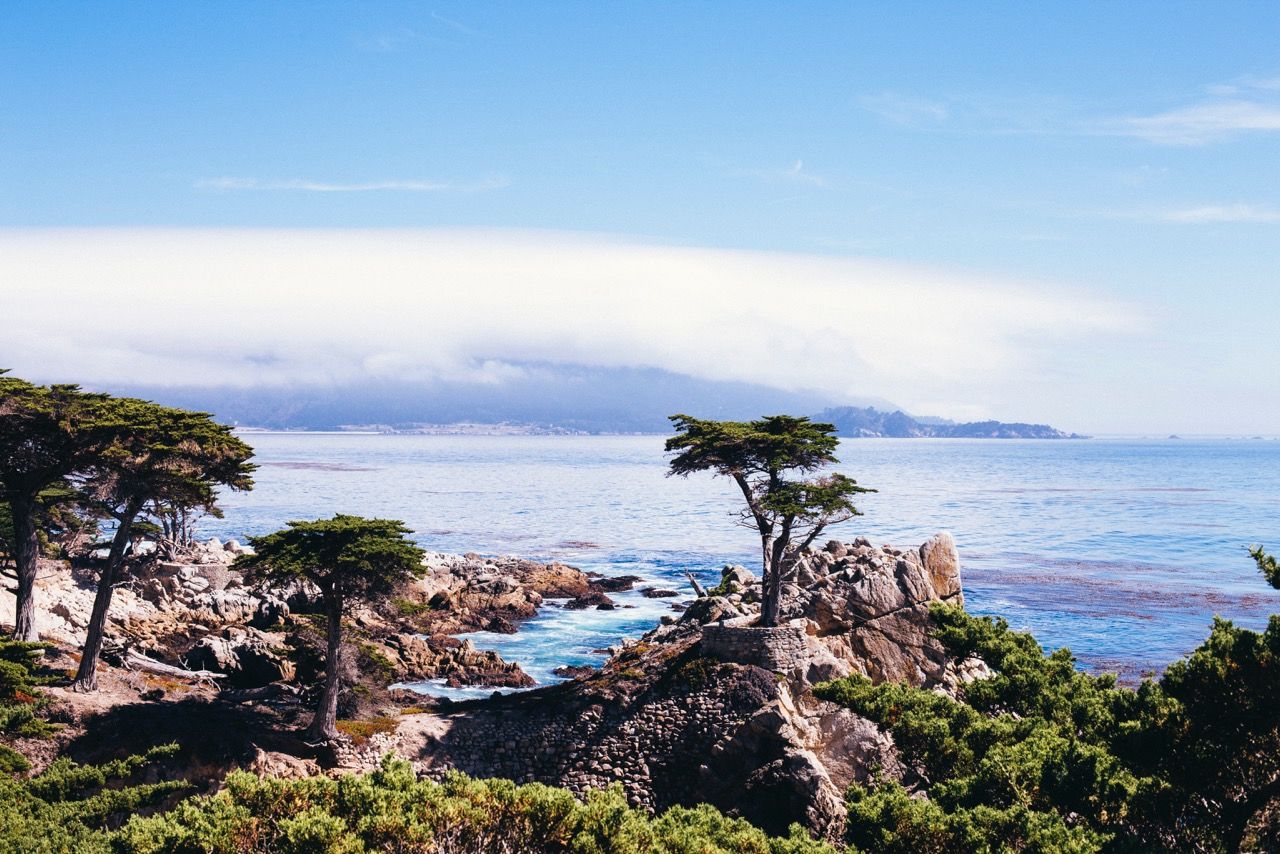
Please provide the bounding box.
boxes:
[230,428,1280,440]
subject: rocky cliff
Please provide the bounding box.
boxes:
[394,533,981,841]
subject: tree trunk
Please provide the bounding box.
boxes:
[759,531,780,627]
[1224,773,1280,854]
[762,526,792,628]
[73,511,136,691]
[10,493,41,642]
[307,591,343,743]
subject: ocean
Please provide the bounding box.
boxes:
[201,433,1280,696]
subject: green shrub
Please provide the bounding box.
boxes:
[112,755,835,853]
[390,597,430,617]
[0,638,55,742]
[0,745,187,852]
[816,602,1280,853]
[334,716,398,746]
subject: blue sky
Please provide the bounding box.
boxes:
[3,3,1279,433]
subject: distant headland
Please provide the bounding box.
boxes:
[814,406,1086,439]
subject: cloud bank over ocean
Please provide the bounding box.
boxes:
[2,228,1136,426]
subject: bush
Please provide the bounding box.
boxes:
[113,756,835,853]
[334,716,398,746]
[816,603,1280,853]
[0,745,187,852]
[0,637,56,743]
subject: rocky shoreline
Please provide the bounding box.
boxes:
[4,531,977,840]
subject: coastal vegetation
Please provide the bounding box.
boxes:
[817,592,1280,852]
[72,401,254,691]
[0,753,833,853]
[0,372,256,689]
[3,374,1280,851]
[666,414,873,626]
[234,516,426,742]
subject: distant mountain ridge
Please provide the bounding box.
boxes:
[815,406,1084,439]
[95,365,1078,438]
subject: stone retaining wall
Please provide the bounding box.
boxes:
[700,624,809,671]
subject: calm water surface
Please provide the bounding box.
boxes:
[200,434,1280,695]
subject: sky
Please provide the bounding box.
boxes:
[2,2,1279,433]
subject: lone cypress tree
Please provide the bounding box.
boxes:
[666,414,873,626]
[0,374,113,641]
[72,399,254,691]
[234,515,425,742]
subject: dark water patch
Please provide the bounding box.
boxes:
[261,460,378,472]
[986,486,1213,494]
[967,568,1276,612]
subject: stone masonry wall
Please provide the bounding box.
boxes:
[700,625,809,672]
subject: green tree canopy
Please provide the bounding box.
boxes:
[72,399,255,690]
[0,373,115,641]
[235,515,425,742]
[666,414,872,625]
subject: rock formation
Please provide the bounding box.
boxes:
[398,532,980,841]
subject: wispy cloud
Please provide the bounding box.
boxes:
[1100,203,1280,224]
[355,13,478,51]
[1203,75,1280,97]
[1109,74,1280,144]
[1157,204,1280,224]
[1114,100,1280,145]
[854,78,1280,146]
[781,160,825,187]
[430,11,478,36]
[195,176,510,193]
[355,26,421,53]
[741,160,826,188]
[858,92,949,126]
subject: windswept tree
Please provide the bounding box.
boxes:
[667,414,873,626]
[234,515,425,742]
[0,373,113,641]
[72,400,255,691]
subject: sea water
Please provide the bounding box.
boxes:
[201,434,1280,696]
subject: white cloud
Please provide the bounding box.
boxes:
[196,176,509,193]
[0,229,1140,416]
[1157,204,1280,223]
[739,160,826,188]
[1103,204,1280,224]
[429,11,478,36]
[781,159,825,187]
[859,92,949,126]
[1114,100,1280,145]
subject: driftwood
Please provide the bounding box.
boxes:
[124,649,225,681]
[685,571,708,598]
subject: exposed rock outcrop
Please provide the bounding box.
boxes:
[401,552,595,634]
[381,633,534,689]
[401,532,978,841]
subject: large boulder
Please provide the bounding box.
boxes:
[182,629,295,687]
[784,534,970,686]
[380,633,534,688]
[404,552,596,634]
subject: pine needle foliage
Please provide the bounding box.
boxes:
[113,756,833,853]
[816,602,1280,853]
[0,745,187,852]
